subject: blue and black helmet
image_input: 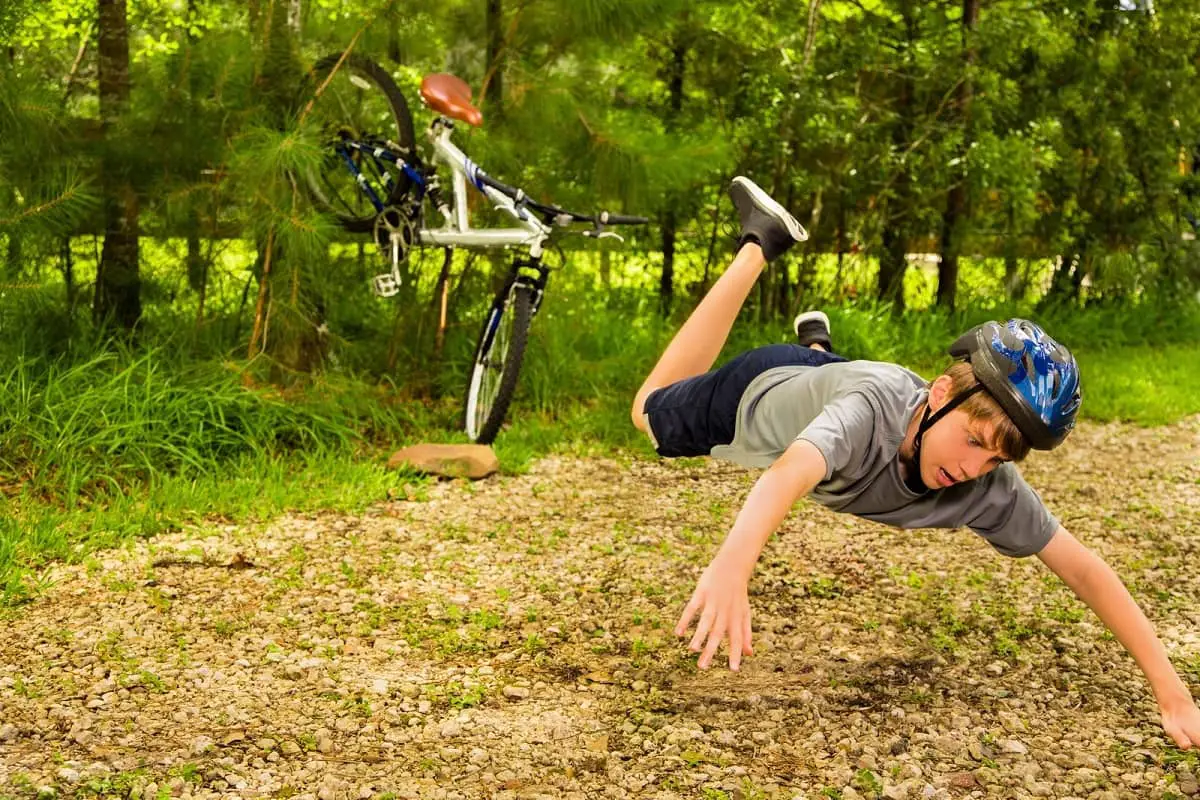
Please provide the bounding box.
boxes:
[948,319,1082,450]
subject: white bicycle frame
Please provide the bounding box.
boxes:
[415,119,550,257]
[372,118,552,297]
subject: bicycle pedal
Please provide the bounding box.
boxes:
[372,273,402,297]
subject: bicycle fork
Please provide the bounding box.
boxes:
[480,257,549,349]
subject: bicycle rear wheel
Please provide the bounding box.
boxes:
[464,283,535,444]
[301,53,417,232]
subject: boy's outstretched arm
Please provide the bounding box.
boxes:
[675,438,827,671]
[1038,526,1200,749]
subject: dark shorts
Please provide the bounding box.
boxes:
[642,344,847,458]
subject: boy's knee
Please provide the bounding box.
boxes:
[631,388,653,433]
[631,402,648,434]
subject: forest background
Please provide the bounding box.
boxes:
[1,0,1198,601]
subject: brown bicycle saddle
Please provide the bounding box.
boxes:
[419,74,483,127]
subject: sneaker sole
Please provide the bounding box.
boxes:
[793,310,830,338]
[732,176,810,243]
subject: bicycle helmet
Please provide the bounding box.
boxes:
[947,319,1082,450]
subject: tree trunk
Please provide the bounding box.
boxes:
[287,0,301,36]
[702,180,722,295]
[658,31,687,316]
[660,210,676,316]
[1002,202,1022,297]
[93,0,141,330]
[936,0,980,311]
[879,224,907,308]
[834,199,847,299]
[598,248,611,289]
[1042,251,1081,308]
[62,237,77,311]
[485,0,503,117]
[877,0,916,312]
[186,0,208,320]
[4,230,20,280]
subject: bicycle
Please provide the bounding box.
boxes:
[299,52,647,444]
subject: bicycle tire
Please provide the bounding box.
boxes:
[302,53,417,233]
[463,283,535,444]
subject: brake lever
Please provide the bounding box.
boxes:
[583,230,625,242]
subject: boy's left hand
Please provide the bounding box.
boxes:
[1161,697,1200,749]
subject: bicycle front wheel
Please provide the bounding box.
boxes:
[301,53,417,232]
[463,283,535,444]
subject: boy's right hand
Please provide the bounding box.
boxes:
[674,557,754,671]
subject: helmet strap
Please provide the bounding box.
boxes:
[907,383,985,493]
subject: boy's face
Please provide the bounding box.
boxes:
[919,409,1010,488]
[921,376,1010,488]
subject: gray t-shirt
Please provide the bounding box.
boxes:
[709,360,1058,557]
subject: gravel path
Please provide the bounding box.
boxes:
[1,417,1198,800]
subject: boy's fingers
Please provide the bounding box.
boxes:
[698,613,727,669]
[689,606,716,653]
[742,612,754,656]
[675,593,703,637]
[729,623,743,671]
[1164,718,1193,750]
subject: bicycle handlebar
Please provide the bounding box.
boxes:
[596,211,650,225]
[474,171,648,228]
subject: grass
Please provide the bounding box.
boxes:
[0,278,1197,605]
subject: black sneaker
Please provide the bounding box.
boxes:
[794,310,834,352]
[729,176,809,261]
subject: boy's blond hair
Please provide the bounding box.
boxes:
[942,362,1032,462]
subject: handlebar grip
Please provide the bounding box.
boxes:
[598,211,649,225]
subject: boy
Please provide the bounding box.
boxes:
[632,176,1200,749]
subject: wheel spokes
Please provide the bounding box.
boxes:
[474,302,513,434]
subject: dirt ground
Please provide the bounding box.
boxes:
[1,417,1198,800]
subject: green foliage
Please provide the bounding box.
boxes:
[2,0,1200,604]
[0,64,98,244]
[0,0,34,45]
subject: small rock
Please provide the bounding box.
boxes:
[190,736,214,755]
[439,721,463,738]
[387,444,499,480]
[55,768,81,785]
[984,661,1006,677]
[946,772,977,789]
[370,679,389,695]
[1176,776,1199,796]
[503,686,530,700]
[255,737,277,751]
[281,740,302,755]
[998,739,1028,755]
[0,724,18,742]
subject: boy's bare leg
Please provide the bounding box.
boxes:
[632,176,808,435]
[631,243,766,432]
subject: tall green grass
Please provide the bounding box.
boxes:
[511,292,1200,436]
[1,291,1197,605]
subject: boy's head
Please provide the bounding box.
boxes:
[938,361,1032,461]
[911,319,1081,489]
